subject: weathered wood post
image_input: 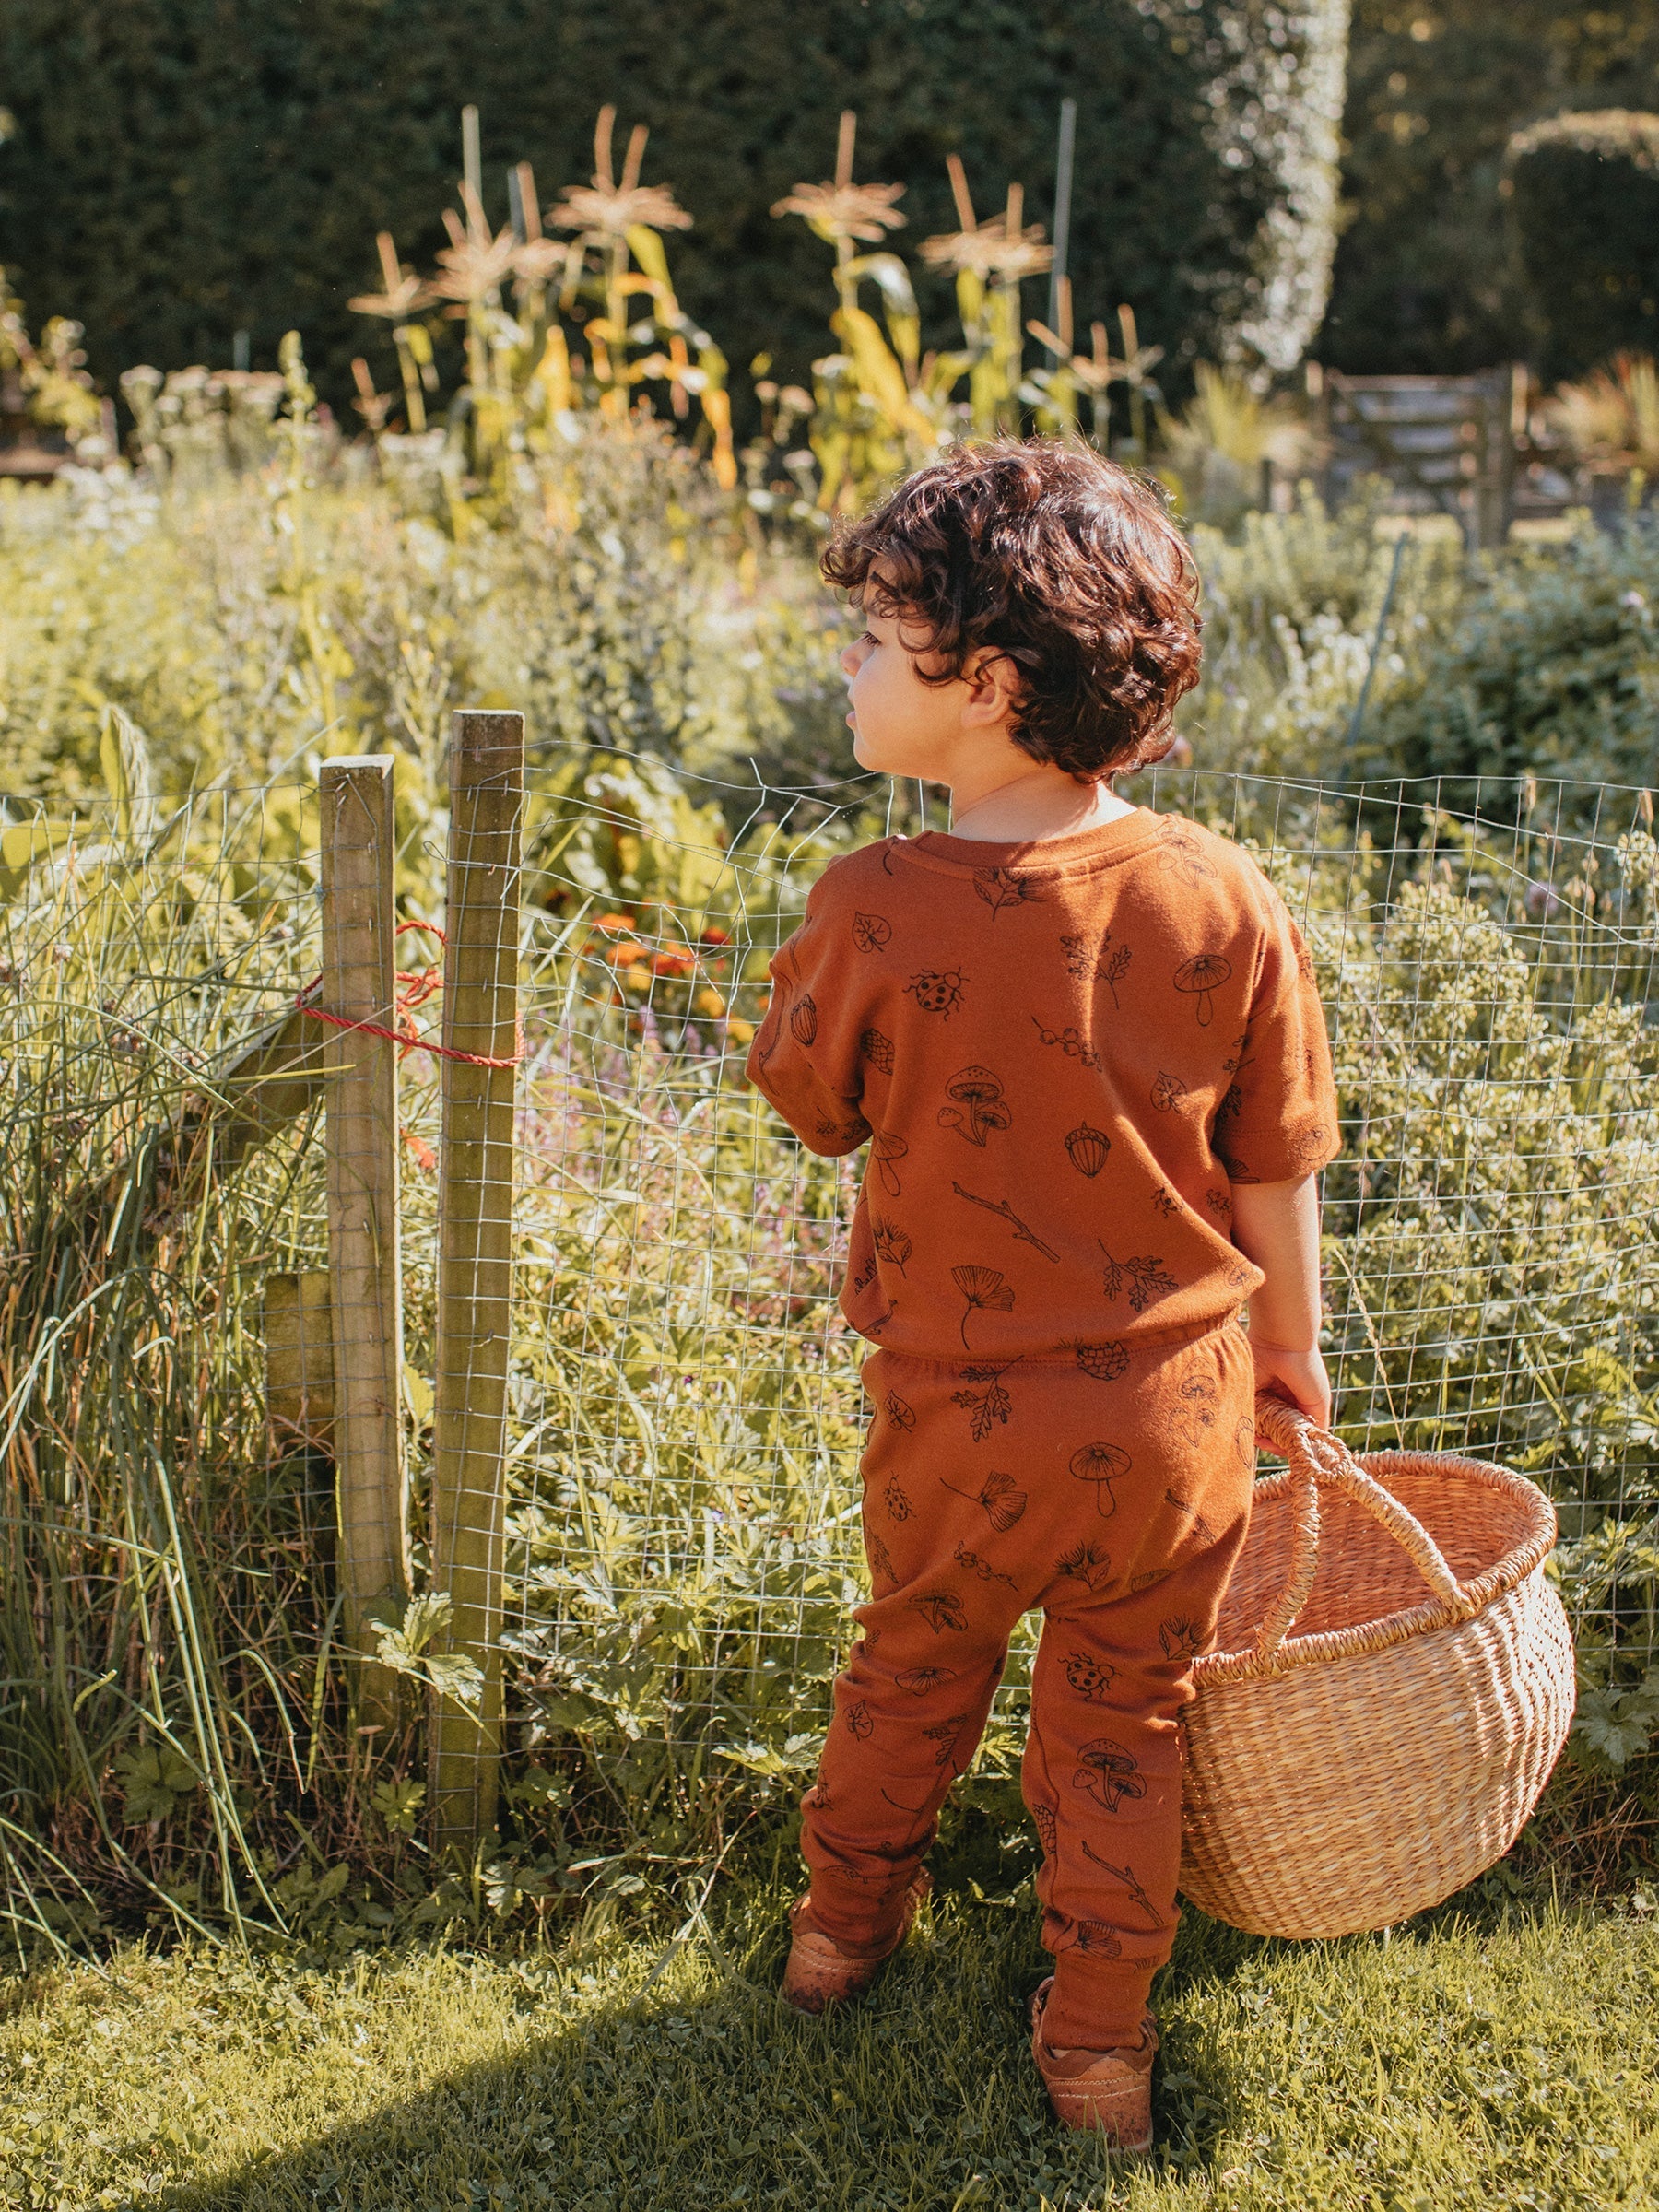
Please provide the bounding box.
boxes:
[320,756,410,1733]
[429,708,524,1851]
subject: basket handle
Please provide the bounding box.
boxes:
[1249,1393,1470,1661]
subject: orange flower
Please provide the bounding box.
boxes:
[699,924,732,947]
[605,941,647,968]
[592,912,637,935]
[650,947,695,977]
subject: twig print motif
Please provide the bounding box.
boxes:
[1073,1339,1130,1382]
[906,969,967,1018]
[1074,1738,1146,1813]
[973,867,1041,916]
[883,1477,912,1522]
[908,1590,968,1633]
[846,1699,873,1739]
[790,994,819,1045]
[860,1027,895,1073]
[1031,1014,1101,1068]
[951,1265,1014,1348]
[951,1182,1059,1260]
[940,1468,1027,1529]
[896,1664,958,1696]
[1172,954,1231,1027]
[1065,1650,1118,1702]
[1159,1616,1203,1660]
[1099,1241,1179,1312]
[950,1363,1015,1441]
[871,1131,907,1196]
[953,1539,1018,1587]
[1071,1441,1131,1516]
[938,1066,1011,1146]
[852,911,892,953]
[1080,1842,1166,1929]
[1055,1539,1113,1591]
[872,1218,912,1273]
[1151,1070,1187,1112]
[1064,1124,1111,1178]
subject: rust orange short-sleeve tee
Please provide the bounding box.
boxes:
[747,807,1339,1362]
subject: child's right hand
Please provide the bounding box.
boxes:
[1248,1339,1332,1429]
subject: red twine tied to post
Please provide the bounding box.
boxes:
[296,919,524,1069]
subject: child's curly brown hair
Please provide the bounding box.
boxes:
[822,439,1202,781]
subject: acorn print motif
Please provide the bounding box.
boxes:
[938,1066,1011,1146]
[1074,1738,1146,1814]
[906,969,968,1018]
[1071,1441,1132,1516]
[790,994,819,1045]
[1172,954,1231,1027]
[852,911,892,953]
[1064,1123,1111,1178]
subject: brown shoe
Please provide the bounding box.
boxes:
[1030,1976,1158,2147]
[781,1870,932,2014]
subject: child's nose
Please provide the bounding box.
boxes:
[840,641,864,681]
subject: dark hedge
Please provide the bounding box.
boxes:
[1507,111,1659,384]
[0,0,1266,419]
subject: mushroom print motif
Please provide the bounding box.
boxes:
[851,911,892,953]
[1074,1738,1147,1814]
[1071,1441,1132,1517]
[906,969,968,1019]
[1064,1123,1111,1178]
[938,1066,1012,1146]
[939,1468,1028,1529]
[908,1590,969,1634]
[790,994,819,1045]
[871,1130,908,1196]
[1172,954,1232,1028]
[951,1265,1015,1349]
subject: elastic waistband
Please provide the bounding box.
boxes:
[862,1311,1245,1373]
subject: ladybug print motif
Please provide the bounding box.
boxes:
[906,969,968,1018]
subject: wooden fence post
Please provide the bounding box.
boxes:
[320,757,410,1735]
[429,708,524,1852]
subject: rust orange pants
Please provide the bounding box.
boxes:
[801,1321,1256,2048]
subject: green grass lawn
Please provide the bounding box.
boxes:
[4,1871,1657,2211]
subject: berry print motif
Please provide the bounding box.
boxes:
[951,1182,1060,1261]
[924,1712,971,1770]
[1172,954,1232,1028]
[871,1130,908,1196]
[884,1477,912,1522]
[974,867,1041,917]
[790,994,819,1046]
[939,1467,1028,1530]
[896,1665,958,1696]
[1064,1124,1111,1178]
[1074,1339,1130,1382]
[908,1590,969,1634]
[1071,1441,1132,1516]
[1099,1242,1179,1313]
[950,1362,1016,1441]
[1152,1186,1178,1218]
[938,1066,1011,1146]
[872,1219,912,1273]
[1032,1801,1058,1858]
[1205,1188,1232,1219]
[1159,1616,1204,1660]
[953,1540,1018,1588]
[1031,1014,1102,1068]
[1151,1070,1188,1112]
[860,1027,895,1074]
[1055,1539,1114,1591]
[884,1394,916,1431]
[906,969,968,1019]
[951,1265,1015,1348]
[1065,1649,1118,1702]
[1074,1738,1146,1814]
[846,1699,874,1739]
[1080,1844,1166,1930]
[852,911,893,953]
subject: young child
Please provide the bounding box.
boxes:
[746,441,1337,2147]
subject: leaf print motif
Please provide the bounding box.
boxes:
[1060,933,1095,980]
[940,1468,1027,1530]
[950,1363,1015,1441]
[1075,1919,1124,1958]
[1172,954,1232,1028]
[1055,1539,1113,1592]
[884,1392,915,1431]
[860,1026,895,1074]
[852,911,893,953]
[1030,1013,1101,1068]
[846,1699,874,1740]
[973,867,1040,916]
[951,1182,1059,1260]
[1151,1070,1188,1112]
[1031,1802,1058,1858]
[1100,941,1132,1007]
[871,1130,908,1196]
[883,1477,912,1523]
[951,1265,1014,1349]
[1074,1338,1130,1382]
[908,1590,969,1634]
[1071,1441,1131,1516]
[924,1712,971,1769]
[866,1530,897,1589]
[790,994,819,1045]
[938,1065,1011,1146]
[953,1540,1018,1587]
[906,969,967,1018]
[1098,1242,1179,1313]
[896,1665,959,1697]
[1064,1123,1111,1178]
[1074,1738,1146,1814]
[1065,1650,1118,1702]
[1159,1616,1204,1660]
[872,1218,912,1273]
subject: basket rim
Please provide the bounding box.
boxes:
[1193,1448,1558,1686]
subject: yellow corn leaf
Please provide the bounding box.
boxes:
[0,820,75,903]
[625,226,673,291]
[833,306,935,444]
[98,703,158,847]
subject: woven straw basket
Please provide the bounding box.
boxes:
[1180,1395,1576,1939]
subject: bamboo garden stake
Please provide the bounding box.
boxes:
[430,708,524,1850]
[320,756,410,1735]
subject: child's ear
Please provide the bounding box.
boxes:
[959,646,1023,729]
